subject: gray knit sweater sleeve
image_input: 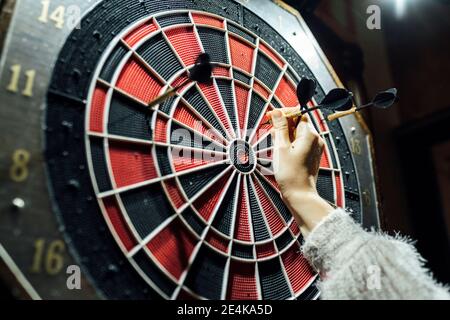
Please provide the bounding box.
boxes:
[301,209,450,300]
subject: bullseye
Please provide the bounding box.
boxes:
[229,140,256,174]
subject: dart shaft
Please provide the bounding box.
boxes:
[327,107,357,121]
[147,80,190,109]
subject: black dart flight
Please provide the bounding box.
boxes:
[147,53,214,109]
[327,88,398,121]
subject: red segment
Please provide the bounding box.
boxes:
[229,35,254,73]
[234,178,252,242]
[124,19,158,47]
[253,80,270,99]
[198,82,233,136]
[191,13,224,28]
[234,83,250,136]
[146,218,198,280]
[165,26,202,67]
[256,242,276,259]
[103,196,137,252]
[173,101,225,145]
[177,289,197,300]
[281,243,316,294]
[193,172,231,221]
[89,86,107,133]
[163,179,186,209]
[205,229,229,253]
[154,117,168,143]
[117,58,163,103]
[252,177,284,236]
[320,152,330,168]
[109,141,157,188]
[213,66,230,77]
[259,42,284,68]
[226,261,258,300]
[335,174,343,208]
[289,220,300,236]
[264,175,280,191]
[171,72,190,92]
[172,149,217,172]
[275,76,298,108]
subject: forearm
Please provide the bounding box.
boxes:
[301,209,450,300]
[283,190,334,238]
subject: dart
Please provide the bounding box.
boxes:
[147,53,214,109]
[263,84,353,124]
[327,88,398,121]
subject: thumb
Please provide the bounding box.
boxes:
[270,109,290,148]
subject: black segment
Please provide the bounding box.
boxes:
[247,178,270,241]
[178,164,228,198]
[212,175,238,236]
[133,250,176,297]
[271,98,283,109]
[99,43,128,82]
[155,146,172,176]
[157,13,190,28]
[246,92,267,134]
[258,258,291,300]
[317,170,334,203]
[255,134,272,151]
[329,129,360,194]
[345,191,361,221]
[121,183,174,238]
[231,242,254,259]
[297,280,320,300]
[159,95,176,115]
[233,69,251,85]
[275,230,294,251]
[286,67,300,85]
[197,27,228,64]
[183,86,227,138]
[181,207,206,236]
[184,245,227,299]
[216,79,238,132]
[255,52,281,90]
[136,33,183,80]
[228,23,256,44]
[89,137,112,192]
[108,92,152,140]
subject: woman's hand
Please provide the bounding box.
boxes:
[269,109,334,237]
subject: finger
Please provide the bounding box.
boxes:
[270,109,290,148]
[295,113,312,139]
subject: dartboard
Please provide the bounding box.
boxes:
[0,0,380,300]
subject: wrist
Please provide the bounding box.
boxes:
[282,189,334,236]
